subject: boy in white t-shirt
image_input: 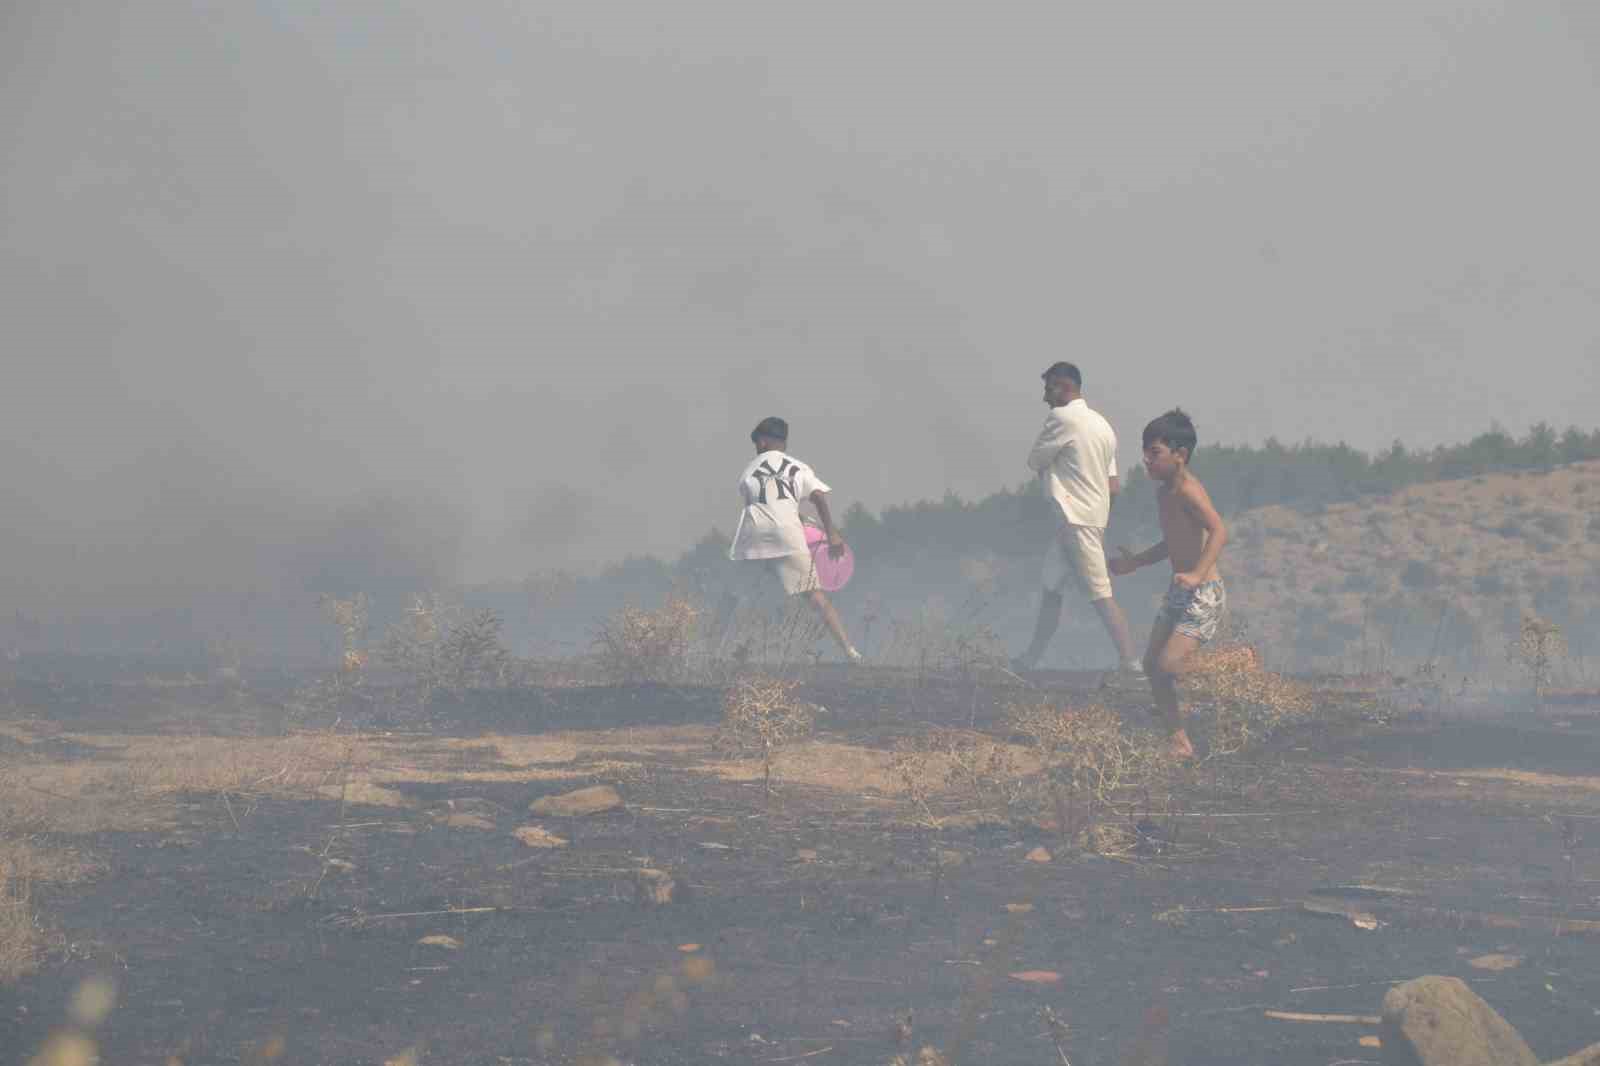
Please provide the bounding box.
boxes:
[731,417,863,662]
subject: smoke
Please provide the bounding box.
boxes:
[3,1,1598,655]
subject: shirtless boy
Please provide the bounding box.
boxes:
[1108,410,1228,759]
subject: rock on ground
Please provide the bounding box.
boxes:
[512,825,569,848]
[634,867,677,906]
[1380,975,1536,1066]
[529,785,623,817]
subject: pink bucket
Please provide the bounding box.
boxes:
[803,525,855,592]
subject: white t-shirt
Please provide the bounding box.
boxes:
[1026,398,1119,527]
[732,450,830,560]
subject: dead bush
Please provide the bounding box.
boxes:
[378,596,514,708]
[715,676,814,800]
[593,596,700,684]
[1184,643,1313,758]
[888,727,1029,826]
[286,594,375,727]
[1510,615,1566,707]
[1009,701,1159,846]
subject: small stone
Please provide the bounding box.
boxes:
[512,825,569,849]
[1025,847,1052,863]
[634,867,677,906]
[1467,953,1522,971]
[1008,971,1061,984]
[439,813,496,830]
[681,956,714,982]
[318,782,414,808]
[416,935,462,949]
[795,849,819,862]
[530,785,623,817]
[936,850,965,867]
[1004,903,1034,914]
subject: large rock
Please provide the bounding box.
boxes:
[1381,975,1536,1066]
[1548,1044,1600,1066]
[529,785,623,817]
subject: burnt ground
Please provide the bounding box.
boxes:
[3,672,1600,1066]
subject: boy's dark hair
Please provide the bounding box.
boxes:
[751,416,788,444]
[1040,361,1082,388]
[1143,408,1198,460]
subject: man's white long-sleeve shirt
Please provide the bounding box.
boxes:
[1026,398,1119,528]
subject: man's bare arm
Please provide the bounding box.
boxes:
[810,490,847,559]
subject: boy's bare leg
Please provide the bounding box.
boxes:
[806,590,861,660]
[1014,589,1064,671]
[1092,596,1140,667]
[1143,621,1203,760]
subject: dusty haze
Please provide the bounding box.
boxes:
[5,1,1599,628]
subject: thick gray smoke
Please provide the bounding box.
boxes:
[4,2,1598,655]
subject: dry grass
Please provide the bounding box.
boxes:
[0,866,40,986]
[0,836,96,986]
[1009,701,1162,845]
[887,728,1031,827]
[1184,643,1314,758]
[592,596,700,683]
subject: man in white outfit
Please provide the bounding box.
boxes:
[1012,362,1141,673]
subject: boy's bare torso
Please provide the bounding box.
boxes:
[1157,475,1222,582]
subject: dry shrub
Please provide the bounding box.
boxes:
[1009,701,1159,846]
[1510,615,1566,705]
[1184,643,1313,758]
[880,618,1012,690]
[378,596,514,707]
[715,675,814,798]
[593,596,700,684]
[888,727,1028,826]
[287,593,375,726]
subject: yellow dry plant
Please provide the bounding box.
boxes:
[1009,701,1159,845]
[592,596,700,684]
[1510,615,1566,707]
[715,675,814,799]
[1184,643,1313,758]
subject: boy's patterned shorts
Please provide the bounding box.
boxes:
[1157,579,1226,643]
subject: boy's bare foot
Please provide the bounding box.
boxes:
[1165,728,1196,761]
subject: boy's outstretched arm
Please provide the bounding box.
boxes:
[1109,541,1166,576]
[1173,482,1227,589]
[810,490,847,560]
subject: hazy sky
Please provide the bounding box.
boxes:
[5,1,1599,595]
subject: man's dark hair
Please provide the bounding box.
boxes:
[1143,408,1198,460]
[750,416,788,445]
[1040,361,1082,388]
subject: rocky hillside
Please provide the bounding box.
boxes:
[1224,460,1600,673]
